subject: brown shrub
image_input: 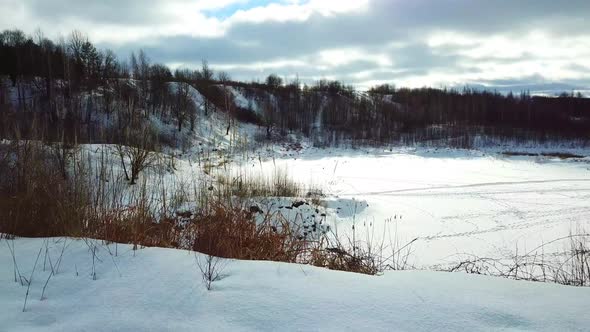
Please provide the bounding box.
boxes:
[190,203,305,262]
[0,141,384,275]
[0,141,87,237]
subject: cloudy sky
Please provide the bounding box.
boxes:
[2,0,590,91]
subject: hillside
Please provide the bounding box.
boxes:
[2,26,590,332]
[2,27,590,149]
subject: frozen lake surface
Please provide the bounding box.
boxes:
[246,148,590,267]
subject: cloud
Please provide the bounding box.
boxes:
[1,0,589,90]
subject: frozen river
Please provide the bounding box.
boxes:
[246,148,590,267]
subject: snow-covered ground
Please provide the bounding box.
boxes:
[2,237,590,332]
[242,147,590,268]
[3,80,590,330]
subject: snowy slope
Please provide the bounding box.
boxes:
[163,83,264,153]
[227,86,262,115]
[1,237,590,332]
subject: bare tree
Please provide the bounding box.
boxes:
[200,60,214,116]
[101,49,119,115]
[172,81,190,132]
[195,253,224,291]
[47,126,78,179]
[150,63,172,116]
[136,50,151,114]
[68,30,87,91]
[217,71,234,135]
[115,126,158,185]
[265,73,282,90]
[34,29,57,121]
[262,97,275,139]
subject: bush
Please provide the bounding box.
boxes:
[0,141,89,237]
[447,232,590,286]
[217,168,301,199]
[0,140,388,276]
[190,202,305,262]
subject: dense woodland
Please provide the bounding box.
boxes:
[1,28,589,149]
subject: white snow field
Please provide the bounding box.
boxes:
[2,138,590,330]
[1,237,590,332]
[243,148,590,268]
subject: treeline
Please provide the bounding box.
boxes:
[0,29,216,148]
[1,28,589,149]
[234,80,590,147]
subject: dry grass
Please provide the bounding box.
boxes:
[217,168,301,199]
[447,232,590,286]
[190,203,305,261]
[305,221,416,275]
[308,239,382,275]
[6,140,587,280]
[0,139,388,275]
[502,151,584,159]
[0,141,87,237]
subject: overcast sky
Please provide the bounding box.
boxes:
[1,0,589,91]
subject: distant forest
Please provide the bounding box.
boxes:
[1,28,589,148]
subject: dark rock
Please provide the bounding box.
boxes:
[176,211,193,218]
[249,206,264,214]
[292,201,306,208]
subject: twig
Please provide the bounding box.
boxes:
[5,238,23,285]
[23,245,43,312]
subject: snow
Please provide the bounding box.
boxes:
[149,83,264,152]
[3,77,590,330]
[2,237,590,331]
[227,86,262,115]
[240,147,590,268]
